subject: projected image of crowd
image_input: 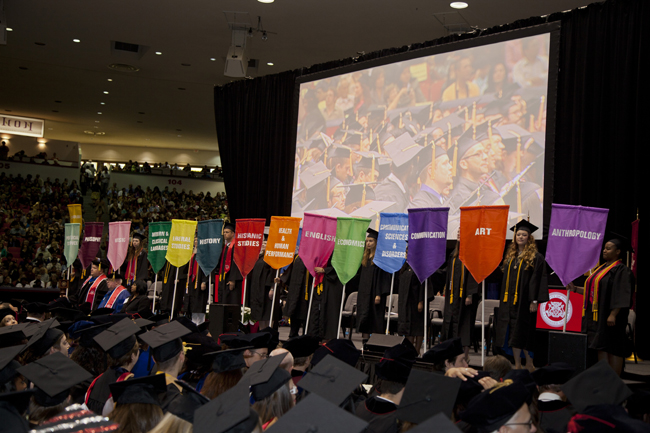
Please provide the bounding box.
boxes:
[294,34,549,236]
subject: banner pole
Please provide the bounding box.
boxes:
[385,273,395,334]
[151,274,158,313]
[424,279,428,352]
[241,276,247,323]
[269,269,280,328]
[337,284,346,338]
[563,288,570,333]
[171,268,179,319]
[481,280,486,367]
[208,273,212,312]
[66,267,71,297]
[305,279,316,334]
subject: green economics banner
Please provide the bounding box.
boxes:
[148,221,172,274]
[331,217,371,284]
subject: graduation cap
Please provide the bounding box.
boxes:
[0,324,28,348]
[311,339,361,367]
[345,184,376,207]
[282,335,321,359]
[416,143,449,176]
[531,362,575,386]
[509,219,538,235]
[342,133,362,148]
[91,307,116,317]
[355,151,382,169]
[527,131,545,157]
[0,308,16,323]
[460,379,530,433]
[75,322,111,348]
[561,360,632,412]
[375,340,418,384]
[366,228,379,240]
[24,318,64,357]
[410,103,435,128]
[148,314,170,328]
[173,316,200,334]
[17,352,93,406]
[91,257,110,272]
[327,144,352,160]
[0,389,34,416]
[0,390,34,433]
[183,333,220,368]
[605,232,632,254]
[109,374,167,406]
[422,337,464,364]
[456,370,491,408]
[0,344,24,386]
[299,354,367,406]
[209,347,250,373]
[166,380,210,423]
[406,413,462,433]
[194,383,258,433]
[494,124,533,154]
[139,321,191,362]
[224,222,236,232]
[396,369,461,423]
[132,232,146,241]
[503,368,537,395]
[258,327,280,352]
[349,200,394,220]
[384,133,423,168]
[266,393,368,433]
[24,302,48,315]
[134,317,154,331]
[94,318,140,359]
[250,362,291,401]
[223,332,272,350]
[300,162,331,191]
[242,351,287,388]
[107,270,124,280]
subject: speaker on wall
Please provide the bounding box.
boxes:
[548,331,588,373]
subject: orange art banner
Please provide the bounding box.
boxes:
[264,216,302,270]
[459,205,510,283]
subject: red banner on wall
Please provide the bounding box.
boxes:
[233,218,266,278]
[536,289,583,332]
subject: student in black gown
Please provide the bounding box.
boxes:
[183,237,212,325]
[249,236,281,329]
[120,279,151,315]
[159,260,188,316]
[495,219,548,371]
[121,233,149,286]
[307,256,344,340]
[356,228,391,339]
[217,222,244,306]
[397,245,430,352]
[280,254,312,338]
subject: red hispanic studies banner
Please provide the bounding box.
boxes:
[233,218,266,278]
[536,289,583,332]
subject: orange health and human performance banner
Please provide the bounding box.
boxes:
[459,205,510,283]
[264,216,302,270]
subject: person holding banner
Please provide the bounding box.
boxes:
[183,237,212,325]
[441,235,479,361]
[77,258,110,311]
[121,233,149,285]
[217,222,244,305]
[356,228,392,338]
[281,255,312,338]
[569,238,634,376]
[159,260,188,315]
[495,220,548,371]
[249,237,280,329]
[397,247,434,351]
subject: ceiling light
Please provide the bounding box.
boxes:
[6,28,13,32]
[100,102,105,105]
[95,121,100,123]
[210,58,216,61]
[97,112,102,114]
[450,2,468,9]
[258,0,274,3]
[73,39,81,43]
[107,79,112,82]
[155,51,162,55]
[261,31,268,41]
[267,62,274,66]
[95,132,106,136]
[84,131,95,135]
[103,91,109,94]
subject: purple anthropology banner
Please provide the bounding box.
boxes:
[407,208,449,283]
[77,222,104,269]
[546,204,609,287]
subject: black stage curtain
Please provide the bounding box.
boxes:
[214,0,649,357]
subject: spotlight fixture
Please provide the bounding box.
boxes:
[261,31,268,41]
[258,0,274,3]
[450,2,468,9]
[73,38,81,43]
[267,62,274,66]
[107,79,112,81]
[6,28,13,32]
[155,51,162,55]
[103,91,109,94]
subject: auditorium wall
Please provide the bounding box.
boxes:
[0,160,80,182]
[80,142,222,167]
[110,171,226,195]
[1,135,80,163]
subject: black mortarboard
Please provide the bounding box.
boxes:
[242,352,287,388]
[495,124,532,154]
[258,327,280,352]
[0,345,24,385]
[139,321,191,362]
[355,151,382,169]
[17,352,93,406]
[172,316,200,334]
[183,333,220,368]
[461,380,530,433]
[94,318,140,359]
[224,332,272,350]
[344,184,376,207]
[396,369,461,423]
[0,390,34,433]
[299,354,367,406]
[456,370,491,408]
[311,338,360,367]
[415,143,449,176]
[605,232,631,254]
[194,383,256,433]
[266,393,368,433]
[300,162,331,190]
[342,133,362,148]
[282,335,320,359]
[510,219,538,234]
[561,360,632,412]
[92,257,110,272]
[503,369,537,395]
[366,228,379,240]
[375,341,417,384]
[76,322,112,348]
[0,324,28,348]
[327,145,352,160]
[422,337,464,364]
[149,314,170,328]
[0,389,34,415]
[90,307,116,317]
[107,271,124,280]
[24,319,64,357]
[134,317,154,331]
[250,364,291,401]
[49,307,85,323]
[531,362,575,386]
[24,302,48,314]
[209,347,249,373]
[166,380,210,423]
[0,308,16,322]
[109,374,167,406]
[407,413,462,433]
[224,222,236,232]
[133,233,146,241]
[384,133,423,167]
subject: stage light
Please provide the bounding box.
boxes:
[450,2,468,9]
[258,0,274,3]
[73,38,81,43]
[100,102,105,105]
[103,91,109,94]
[210,58,216,61]
[262,31,268,41]
[6,28,13,32]
[97,112,102,114]
[155,51,162,55]
[267,62,274,66]
[107,79,112,82]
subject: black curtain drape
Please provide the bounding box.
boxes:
[214,0,649,357]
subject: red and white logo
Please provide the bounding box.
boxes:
[539,291,572,328]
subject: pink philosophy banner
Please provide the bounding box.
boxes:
[298,213,337,286]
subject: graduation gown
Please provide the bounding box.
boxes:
[159,374,183,412]
[120,293,152,315]
[495,252,548,350]
[441,254,479,347]
[307,260,344,339]
[120,249,149,283]
[582,261,634,357]
[397,264,425,337]
[86,367,132,415]
[77,275,110,311]
[159,261,188,312]
[182,254,212,314]
[282,256,312,322]
[355,396,400,433]
[67,273,84,305]
[248,257,280,322]
[217,242,243,305]
[356,261,391,334]
[538,399,575,433]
